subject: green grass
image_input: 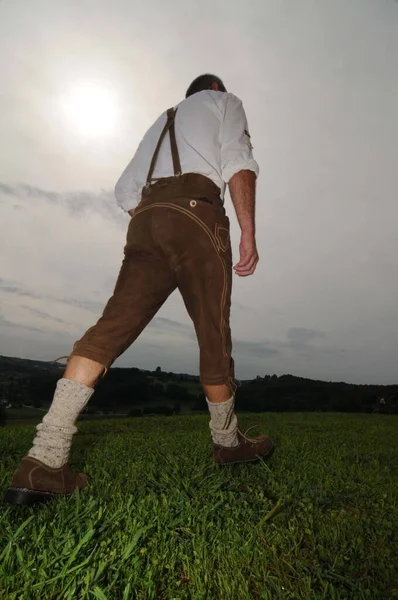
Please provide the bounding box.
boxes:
[1,413,398,599]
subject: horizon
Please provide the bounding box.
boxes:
[1,353,396,389]
[1,0,397,386]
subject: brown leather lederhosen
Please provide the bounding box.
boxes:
[70,107,237,392]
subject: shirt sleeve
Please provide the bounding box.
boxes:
[114,112,167,212]
[114,145,146,212]
[219,93,259,184]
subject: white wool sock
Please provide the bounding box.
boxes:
[28,378,94,468]
[206,395,239,447]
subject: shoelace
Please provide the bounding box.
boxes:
[239,424,262,441]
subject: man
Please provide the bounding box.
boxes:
[5,74,274,506]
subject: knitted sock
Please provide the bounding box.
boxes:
[28,378,94,468]
[206,395,239,447]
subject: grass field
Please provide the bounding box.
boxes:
[1,412,397,599]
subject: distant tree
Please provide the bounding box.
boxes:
[32,394,43,409]
[151,382,165,396]
[165,383,190,402]
[29,375,58,407]
[173,402,181,415]
[155,366,162,374]
[192,392,207,412]
[152,405,173,416]
[96,379,152,408]
[84,405,99,415]
[318,391,331,411]
[0,406,6,427]
[386,394,398,414]
[129,408,143,417]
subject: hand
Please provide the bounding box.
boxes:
[128,208,136,217]
[233,233,259,277]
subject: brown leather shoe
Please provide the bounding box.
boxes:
[212,426,275,465]
[3,456,88,505]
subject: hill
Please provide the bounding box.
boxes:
[1,355,398,415]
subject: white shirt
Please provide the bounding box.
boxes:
[114,90,259,211]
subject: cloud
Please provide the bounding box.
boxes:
[0,278,196,336]
[149,317,280,358]
[0,273,281,361]
[149,317,192,333]
[0,277,41,299]
[287,327,326,345]
[18,305,72,326]
[0,277,104,312]
[0,314,55,336]
[233,339,279,358]
[0,275,329,362]
[0,182,127,226]
[150,318,281,359]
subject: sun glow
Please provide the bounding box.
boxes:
[62,82,118,137]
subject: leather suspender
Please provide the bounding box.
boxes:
[145,107,182,186]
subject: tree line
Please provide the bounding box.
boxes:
[1,357,397,421]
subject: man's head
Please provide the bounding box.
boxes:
[185,74,227,98]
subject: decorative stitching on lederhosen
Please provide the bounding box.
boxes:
[214,224,230,253]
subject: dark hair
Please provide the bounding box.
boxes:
[185,74,227,98]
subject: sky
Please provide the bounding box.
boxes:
[0,0,397,385]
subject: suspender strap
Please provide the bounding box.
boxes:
[168,109,182,177]
[145,107,181,186]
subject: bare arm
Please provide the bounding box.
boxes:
[228,169,259,277]
[228,169,256,236]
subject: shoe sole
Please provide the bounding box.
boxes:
[3,487,64,506]
[214,441,275,466]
